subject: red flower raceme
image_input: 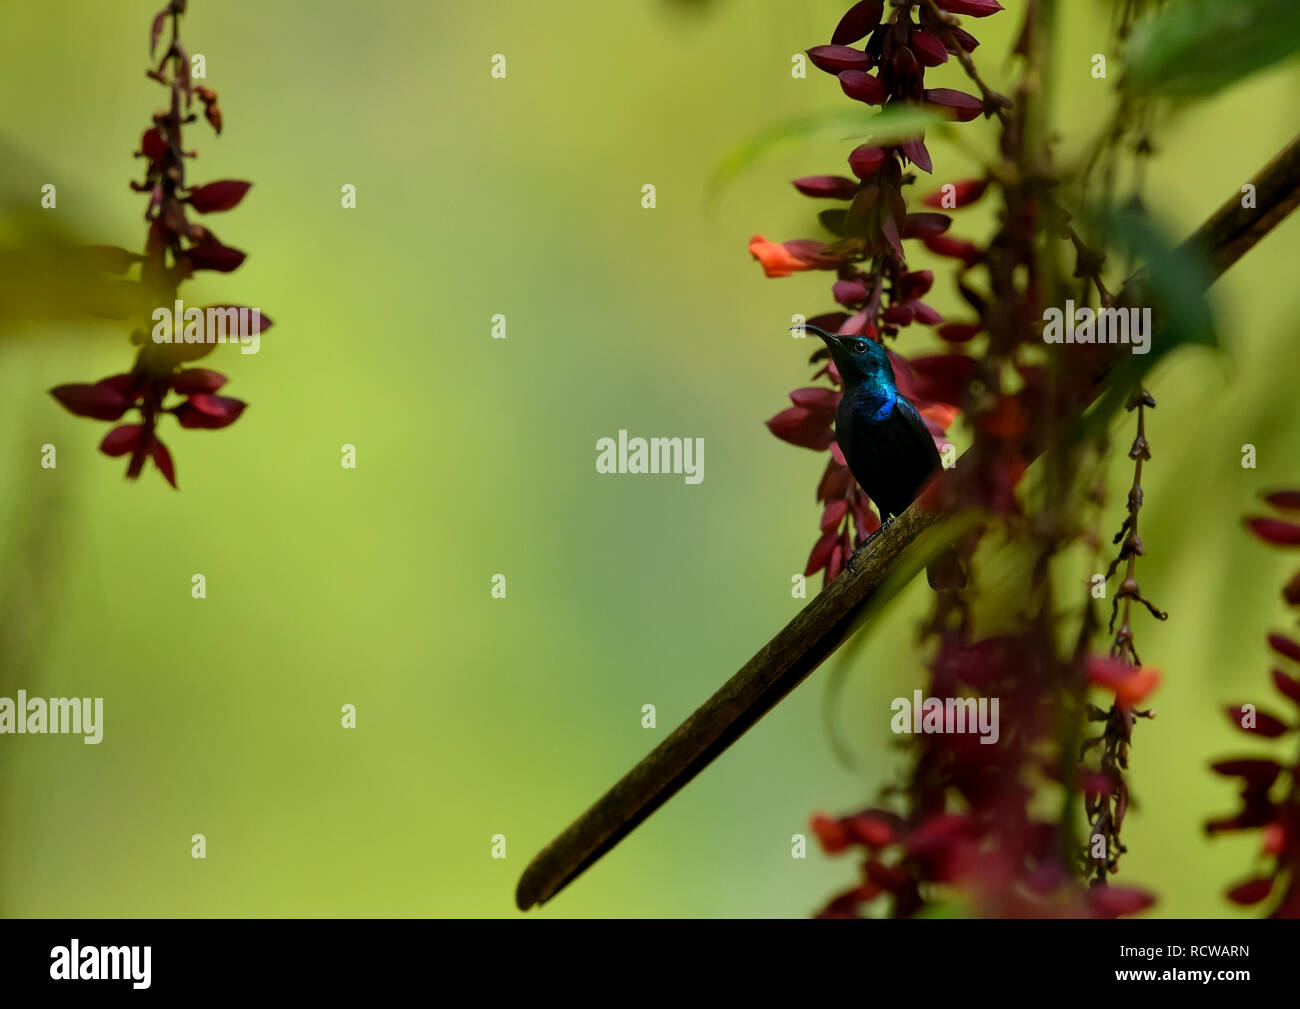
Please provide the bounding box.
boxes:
[52,368,246,488]
[51,0,264,488]
[1206,488,1300,917]
[749,0,1016,586]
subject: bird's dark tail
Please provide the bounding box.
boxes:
[926,545,966,591]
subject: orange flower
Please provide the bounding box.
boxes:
[919,402,960,431]
[748,235,814,278]
[1086,654,1161,707]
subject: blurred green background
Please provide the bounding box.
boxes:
[0,0,1297,917]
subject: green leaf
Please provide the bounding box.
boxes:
[708,104,946,201]
[1124,0,1300,98]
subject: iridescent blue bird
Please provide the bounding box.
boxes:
[803,324,963,590]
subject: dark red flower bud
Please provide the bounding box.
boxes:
[898,270,934,300]
[175,394,247,429]
[833,278,871,306]
[170,368,229,395]
[101,374,139,398]
[891,45,919,78]
[1226,877,1273,906]
[922,233,983,266]
[882,304,915,325]
[187,180,252,213]
[767,406,835,451]
[832,0,884,46]
[1271,668,1300,706]
[922,178,988,208]
[1224,704,1290,737]
[901,212,951,239]
[184,241,247,273]
[50,379,133,421]
[1269,633,1300,664]
[99,424,144,457]
[807,44,873,73]
[1245,516,1300,546]
[938,322,981,342]
[140,127,167,163]
[924,87,984,122]
[1210,759,1283,788]
[909,30,949,66]
[820,498,848,532]
[1206,807,1276,834]
[792,175,859,200]
[900,136,933,173]
[946,26,980,52]
[847,144,887,179]
[911,302,943,326]
[838,70,886,105]
[150,436,176,488]
[805,531,840,577]
[200,305,273,337]
[1263,489,1300,511]
[935,0,1004,17]
[1285,570,1300,606]
[817,458,855,502]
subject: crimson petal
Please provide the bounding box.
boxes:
[99,424,143,458]
[838,70,886,105]
[50,381,132,421]
[792,176,859,200]
[1245,517,1300,546]
[187,180,252,213]
[832,0,884,46]
[807,45,873,73]
[766,406,835,450]
[924,87,984,122]
[150,437,177,489]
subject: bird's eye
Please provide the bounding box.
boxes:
[852,339,869,354]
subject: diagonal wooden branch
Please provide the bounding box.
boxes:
[1184,135,1300,284]
[516,133,1300,911]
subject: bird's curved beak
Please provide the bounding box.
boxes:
[796,323,841,347]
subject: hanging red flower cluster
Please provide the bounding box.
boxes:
[1207,489,1300,917]
[749,0,1003,582]
[49,0,266,488]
